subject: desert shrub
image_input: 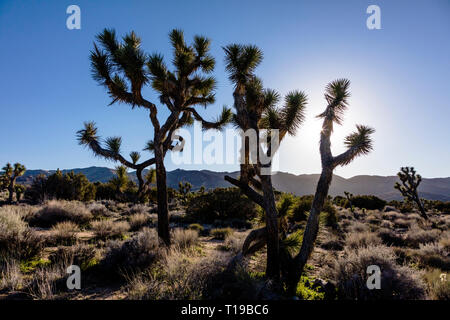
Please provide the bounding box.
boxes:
[333,195,349,208]
[50,221,79,245]
[432,201,450,214]
[30,200,92,227]
[327,245,426,300]
[393,218,412,229]
[126,249,226,300]
[382,211,405,221]
[0,208,44,260]
[347,221,369,233]
[424,269,450,300]
[346,232,382,249]
[90,219,129,240]
[377,228,405,247]
[320,237,344,251]
[87,202,112,218]
[414,242,450,270]
[399,201,415,213]
[351,195,386,210]
[49,243,97,271]
[404,226,441,248]
[221,233,246,253]
[188,223,204,233]
[211,227,233,240]
[171,229,199,250]
[186,188,257,223]
[128,213,151,231]
[101,228,160,276]
[94,182,116,200]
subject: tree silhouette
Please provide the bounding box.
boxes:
[78,29,231,245]
[1,163,26,203]
[284,79,375,295]
[394,166,427,219]
[223,44,307,281]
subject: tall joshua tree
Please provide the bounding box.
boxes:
[223,44,307,280]
[1,163,26,203]
[78,29,230,245]
[394,167,427,219]
[285,79,375,295]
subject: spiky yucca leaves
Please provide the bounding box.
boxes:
[285,79,375,296]
[0,162,26,203]
[394,167,427,219]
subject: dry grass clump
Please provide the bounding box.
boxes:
[50,221,79,245]
[171,229,199,250]
[346,232,382,249]
[0,208,44,260]
[126,204,150,216]
[326,245,426,300]
[211,227,233,240]
[128,213,151,231]
[49,243,97,271]
[27,261,68,300]
[125,249,227,300]
[219,232,247,253]
[90,219,130,240]
[30,200,92,227]
[0,259,24,291]
[424,269,450,300]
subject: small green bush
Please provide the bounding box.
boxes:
[186,188,258,223]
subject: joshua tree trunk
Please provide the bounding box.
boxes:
[260,174,280,280]
[155,144,170,246]
[286,167,333,295]
[7,177,15,203]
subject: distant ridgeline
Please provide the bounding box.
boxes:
[18,167,450,201]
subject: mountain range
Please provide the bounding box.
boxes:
[17,166,450,201]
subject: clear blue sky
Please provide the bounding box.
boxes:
[0,0,449,178]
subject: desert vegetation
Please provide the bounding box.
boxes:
[0,190,448,300]
[1,28,448,301]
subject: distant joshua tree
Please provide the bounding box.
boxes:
[223,44,308,281]
[285,79,375,295]
[394,166,428,219]
[78,29,231,245]
[0,162,26,203]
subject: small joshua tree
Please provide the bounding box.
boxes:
[78,29,230,245]
[344,191,355,213]
[285,79,375,295]
[223,44,307,281]
[0,163,26,203]
[178,181,192,204]
[394,167,427,219]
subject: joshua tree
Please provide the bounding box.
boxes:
[223,44,307,281]
[0,163,26,203]
[394,167,427,219]
[284,79,375,295]
[14,184,25,202]
[78,29,230,245]
[178,181,192,204]
[344,191,355,213]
